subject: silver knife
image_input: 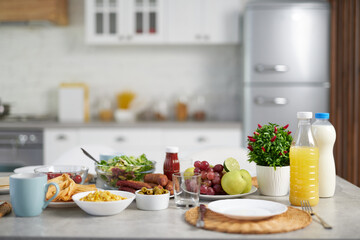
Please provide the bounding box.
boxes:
[196,204,206,228]
[0,201,5,206]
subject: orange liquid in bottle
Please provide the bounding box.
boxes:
[289,146,319,206]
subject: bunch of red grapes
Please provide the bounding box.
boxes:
[194,160,226,195]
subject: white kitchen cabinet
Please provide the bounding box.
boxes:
[44,129,79,165]
[85,0,165,44]
[85,0,241,44]
[44,126,241,173]
[78,128,162,148]
[166,0,241,44]
[163,128,241,157]
[165,0,202,43]
[203,0,241,44]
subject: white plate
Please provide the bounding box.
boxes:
[14,165,43,174]
[208,199,288,220]
[200,186,257,200]
[48,201,78,208]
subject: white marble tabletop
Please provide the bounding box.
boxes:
[0,173,359,240]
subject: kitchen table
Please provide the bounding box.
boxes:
[0,173,359,240]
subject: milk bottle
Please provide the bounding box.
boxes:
[312,113,336,198]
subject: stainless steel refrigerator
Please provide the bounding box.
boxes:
[242,0,330,146]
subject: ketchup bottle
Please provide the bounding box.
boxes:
[163,146,180,181]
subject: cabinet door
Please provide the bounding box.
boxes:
[163,128,241,158]
[125,0,165,43]
[85,0,126,44]
[44,129,79,165]
[166,0,240,44]
[166,0,202,43]
[204,0,240,44]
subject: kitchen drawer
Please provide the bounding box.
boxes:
[44,129,80,164]
[79,128,163,149]
[163,129,240,147]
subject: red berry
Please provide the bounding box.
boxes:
[202,179,212,187]
[47,173,54,180]
[207,171,215,180]
[213,184,223,194]
[194,160,201,168]
[199,161,209,171]
[194,167,201,174]
[212,175,221,185]
[73,175,82,184]
[213,164,224,173]
[201,171,207,180]
[206,187,215,195]
[200,185,208,194]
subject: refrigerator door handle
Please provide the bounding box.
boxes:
[255,64,289,73]
[254,97,288,105]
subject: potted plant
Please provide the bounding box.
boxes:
[247,123,293,196]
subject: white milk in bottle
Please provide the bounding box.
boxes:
[312,113,336,197]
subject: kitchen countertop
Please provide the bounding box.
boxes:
[0,121,241,130]
[0,174,359,240]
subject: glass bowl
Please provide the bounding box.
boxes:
[34,165,89,184]
[95,161,156,189]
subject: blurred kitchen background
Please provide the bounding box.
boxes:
[0,0,359,186]
[0,0,245,122]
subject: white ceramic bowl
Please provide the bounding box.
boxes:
[72,190,135,216]
[135,190,170,211]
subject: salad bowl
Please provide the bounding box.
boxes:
[95,154,156,189]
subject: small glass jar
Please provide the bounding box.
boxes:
[153,99,168,121]
[98,96,114,122]
[191,95,206,121]
[175,96,188,121]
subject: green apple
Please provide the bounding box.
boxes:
[239,169,252,193]
[184,167,195,177]
[221,170,247,195]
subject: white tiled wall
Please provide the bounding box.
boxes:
[0,1,243,121]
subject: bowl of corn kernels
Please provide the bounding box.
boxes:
[72,190,135,216]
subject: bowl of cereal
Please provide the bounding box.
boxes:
[72,190,135,216]
[135,187,170,211]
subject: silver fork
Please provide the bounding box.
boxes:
[300,200,332,229]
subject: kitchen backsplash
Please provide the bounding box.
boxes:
[0,1,244,121]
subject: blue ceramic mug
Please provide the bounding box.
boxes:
[10,173,60,217]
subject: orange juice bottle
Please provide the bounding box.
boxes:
[289,112,319,206]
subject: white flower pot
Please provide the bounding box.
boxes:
[256,165,290,196]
